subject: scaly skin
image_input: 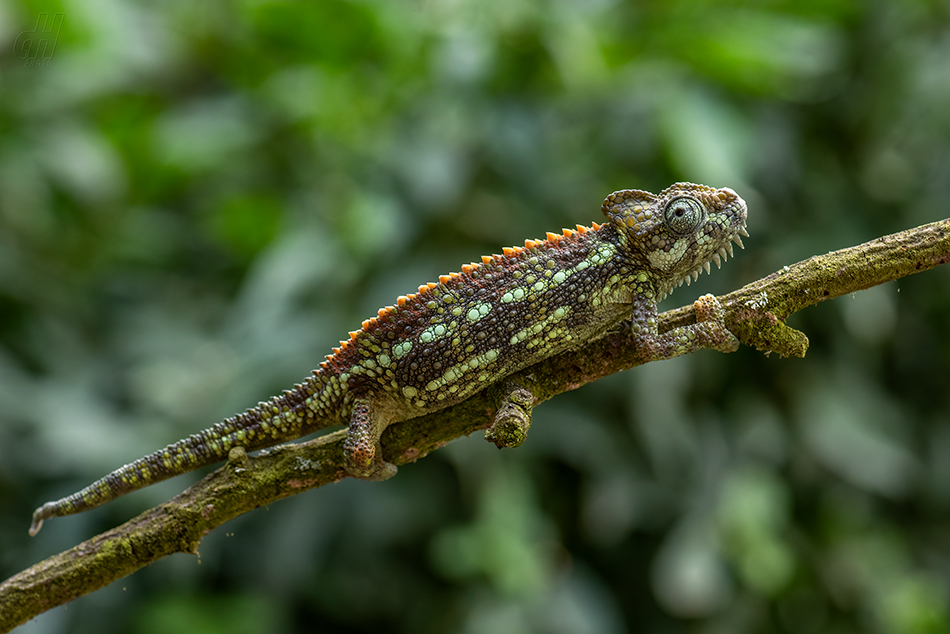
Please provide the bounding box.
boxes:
[30,182,748,535]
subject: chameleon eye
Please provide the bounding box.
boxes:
[663,196,705,236]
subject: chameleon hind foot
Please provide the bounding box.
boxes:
[343,399,398,481]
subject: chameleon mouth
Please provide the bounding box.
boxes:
[658,221,750,302]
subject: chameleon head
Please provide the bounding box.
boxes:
[601,182,749,300]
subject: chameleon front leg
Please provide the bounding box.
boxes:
[484,379,535,449]
[483,295,735,451]
[343,398,398,480]
[632,293,739,361]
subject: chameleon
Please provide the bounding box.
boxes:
[29,182,748,536]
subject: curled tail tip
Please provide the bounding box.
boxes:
[29,506,50,536]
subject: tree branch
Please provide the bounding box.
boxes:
[2,219,948,632]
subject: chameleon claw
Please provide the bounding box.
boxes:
[352,460,398,481]
[693,294,739,353]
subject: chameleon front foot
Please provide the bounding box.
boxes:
[692,293,739,353]
[485,381,535,449]
[632,293,739,362]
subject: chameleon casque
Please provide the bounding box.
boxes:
[29,182,748,535]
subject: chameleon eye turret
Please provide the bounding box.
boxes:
[30,182,747,536]
[663,196,705,235]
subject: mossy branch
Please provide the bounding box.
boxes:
[2,219,948,632]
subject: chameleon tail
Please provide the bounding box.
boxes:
[30,378,328,536]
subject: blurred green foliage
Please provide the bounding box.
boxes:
[2,0,950,632]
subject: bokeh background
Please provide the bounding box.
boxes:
[2,0,950,632]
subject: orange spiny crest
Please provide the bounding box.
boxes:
[502,247,515,256]
[461,263,475,274]
[481,255,493,264]
[592,222,602,230]
[397,295,409,306]
[576,224,589,234]
[562,228,575,237]
[348,331,360,340]
[438,274,451,284]
[361,319,373,329]
[427,282,438,290]
[545,231,559,241]
[417,284,429,294]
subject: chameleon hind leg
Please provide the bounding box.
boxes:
[344,398,398,481]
